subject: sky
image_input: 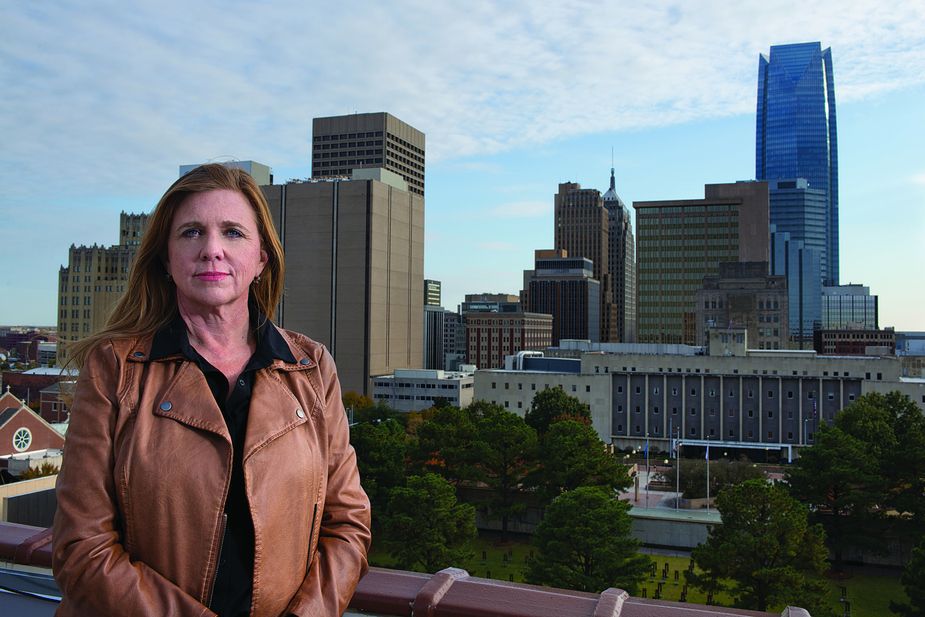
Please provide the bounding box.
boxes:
[2,1,924,330]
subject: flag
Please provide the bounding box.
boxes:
[813,399,817,418]
[705,441,710,460]
[643,439,649,458]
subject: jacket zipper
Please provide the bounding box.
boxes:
[206,513,228,607]
[307,503,319,565]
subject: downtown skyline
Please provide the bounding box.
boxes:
[2,1,924,330]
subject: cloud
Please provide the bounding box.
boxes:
[487,201,551,219]
[2,0,924,202]
[911,172,925,186]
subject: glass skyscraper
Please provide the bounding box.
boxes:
[756,42,839,286]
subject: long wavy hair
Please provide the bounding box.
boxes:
[67,164,285,368]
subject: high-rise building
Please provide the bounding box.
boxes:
[424,279,442,307]
[634,182,770,345]
[57,212,148,363]
[695,261,788,350]
[770,225,822,346]
[442,311,467,371]
[554,182,618,342]
[262,167,424,395]
[423,305,446,370]
[523,249,601,345]
[821,284,879,330]
[757,42,839,285]
[311,112,425,197]
[602,168,636,342]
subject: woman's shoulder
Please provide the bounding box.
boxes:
[275,327,332,366]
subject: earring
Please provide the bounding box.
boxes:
[253,274,261,284]
[166,273,173,282]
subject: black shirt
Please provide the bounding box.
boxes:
[150,311,295,617]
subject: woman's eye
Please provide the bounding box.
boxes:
[225,228,244,238]
[181,228,201,238]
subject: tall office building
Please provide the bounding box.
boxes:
[423,305,446,370]
[770,225,822,347]
[311,112,425,196]
[522,249,601,345]
[57,212,148,363]
[757,42,838,285]
[424,279,442,307]
[821,284,879,330]
[768,179,827,281]
[602,168,636,342]
[554,182,618,342]
[262,167,424,395]
[634,182,770,345]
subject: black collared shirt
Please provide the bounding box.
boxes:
[150,311,295,617]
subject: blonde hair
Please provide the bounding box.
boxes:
[67,164,285,368]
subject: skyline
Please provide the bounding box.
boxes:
[2,1,924,330]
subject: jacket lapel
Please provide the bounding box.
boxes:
[151,360,231,441]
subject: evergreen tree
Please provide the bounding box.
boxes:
[524,386,590,434]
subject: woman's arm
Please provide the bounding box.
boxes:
[52,340,215,617]
[285,349,372,617]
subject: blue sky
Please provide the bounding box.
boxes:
[2,1,923,329]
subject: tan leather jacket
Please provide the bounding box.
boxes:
[52,328,371,616]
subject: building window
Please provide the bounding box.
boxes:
[12,427,32,452]
[491,382,496,389]
[635,386,641,394]
[690,408,696,416]
[767,390,774,399]
[518,383,522,390]
[748,409,754,418]
[504,401,509,408]
[504,383,509,390]
[571,385,577,392]
[635,406,641,414]
[768,411,773,418]
[531,384,536,391]
[517,401,522,409]
[586,385,591,393]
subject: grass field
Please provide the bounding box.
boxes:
[369,532,908,616]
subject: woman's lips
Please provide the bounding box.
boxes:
[195,272,229,282]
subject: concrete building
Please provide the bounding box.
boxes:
[475,346,925,458]
[180,161,272,185]
[424,279,442,307]
[897,332,925,378]
[522,249,600,345]
[311,112,425,197]
[57,212,148,363]
[770,224,822,347]
[372,368,475,412]
[822,284,879,330]
[442,311,466,371]
[460,293,520,313]
[554,182,619,342]
[464,311,552,370]
[695,261,788,350]
[603,168,637,342]
[634,182,770,345]
[262,168,424,395]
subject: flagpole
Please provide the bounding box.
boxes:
[645,433,650,509]
[675,427,680,511]
[705,436,710,513]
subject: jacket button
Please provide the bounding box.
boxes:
[299,358,310,365]
[160,401,173,411]
[296,408,305,419]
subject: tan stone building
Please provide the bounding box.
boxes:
[311,112,425,197]
[57,212,148,363]
[634,181,769,345]
[262,168,424,395]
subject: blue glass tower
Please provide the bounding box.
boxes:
[756,42,839,285]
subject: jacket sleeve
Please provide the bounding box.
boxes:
[52,340,216,617]
[285,349,372,617]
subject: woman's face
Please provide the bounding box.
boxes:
[166,189,268,315]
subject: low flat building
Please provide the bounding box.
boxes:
[475,346,925,460]
[813,328,896,356]
[372,368,475,412]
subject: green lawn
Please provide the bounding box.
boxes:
[370,533,907,616]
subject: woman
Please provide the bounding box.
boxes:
[52,164,371,617]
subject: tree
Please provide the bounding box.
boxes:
[656,457,763,499]
[689,479,829,613]
[350,418,409,516]
[411,405,481,485]
[475,403,537,539]
[20,462,59,480]
[786,423,881,569]
[382,473,476,573]
[342,390,374,413]
[530,420,631,503]
[525,487,650,593]
[891,537,925,616]
[524,386,590,434]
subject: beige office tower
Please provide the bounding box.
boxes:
[262,168,424,395]
[57,212,149,363]
[634,182,770,345]
[311,113,425,197]
[554,182,619,342]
